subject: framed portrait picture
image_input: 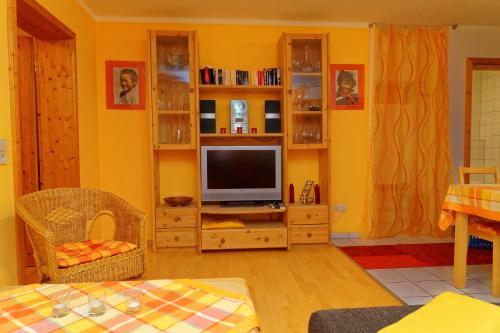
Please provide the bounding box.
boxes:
[105,60,146,110]
[331,64,365,110]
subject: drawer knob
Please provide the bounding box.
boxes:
[174,217,181,222]
[264,237,269,242]
[174,236,179,242]
[307,233,312,238]
[220,238,226,244]
[306,214,312,219]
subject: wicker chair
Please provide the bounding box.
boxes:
[16,188,147,283]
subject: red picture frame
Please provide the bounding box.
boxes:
[105,60,146,110]
[331,64,365,110]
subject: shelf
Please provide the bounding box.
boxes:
[201,204,286,215]
[157,202,197,210]
[292,72,322,77]
[288,203,328,208]
[292,111,323,115]
[199,85,283,93]
[158,110,191,115]
[200,133,284,138]
[288,143,328,149]
[154,144,196,150]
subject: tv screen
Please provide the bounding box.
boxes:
[201,146,282,202]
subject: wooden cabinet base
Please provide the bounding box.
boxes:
[156,228,197,248]
[291,225,329,244]
[202,224,287,250]
[288,205,328,225]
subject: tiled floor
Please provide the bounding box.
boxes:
[334,236,500,305]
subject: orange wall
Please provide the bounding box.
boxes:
[95,22,370,236]
[0,0,18,286]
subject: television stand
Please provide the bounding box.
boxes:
[221,201,267,207]
[200,203,288,250]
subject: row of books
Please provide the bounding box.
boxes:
[199,67,281,86]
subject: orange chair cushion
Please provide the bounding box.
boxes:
[55,240,137,268]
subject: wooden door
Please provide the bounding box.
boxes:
[34,38,79,189]
[17,35,37,267]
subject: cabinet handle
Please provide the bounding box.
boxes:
[220,238,226,244]
[307,233,312,238]
[174,236,179,242]
[174,217,181,222]
[306,214,312,219]
[264,237,269,242]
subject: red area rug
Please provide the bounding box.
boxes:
[339,243,492,269]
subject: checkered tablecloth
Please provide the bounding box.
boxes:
[439,184,500,230]
[0,279,259,333]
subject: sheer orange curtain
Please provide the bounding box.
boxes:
[365,25,451,238]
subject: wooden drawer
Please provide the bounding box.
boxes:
[156,207,197,228]
[156,228,197,248]
[202,225,287,250]
[291,225,329,244]
[288,205,328,225]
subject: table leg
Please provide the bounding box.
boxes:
[493,237,500,297]
[453,212,468,289]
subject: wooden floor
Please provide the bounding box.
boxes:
[148,245,401,332]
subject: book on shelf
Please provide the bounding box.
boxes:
[199,66,281,87]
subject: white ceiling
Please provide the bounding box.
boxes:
[79,0,500,26]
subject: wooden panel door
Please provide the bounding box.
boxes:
[34,38,79,189]
[17,35,38,267]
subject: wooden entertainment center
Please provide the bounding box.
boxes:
[149,31,331,251]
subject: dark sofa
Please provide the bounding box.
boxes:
[308,305,420,333]
[309,303,500,333]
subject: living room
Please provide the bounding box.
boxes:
[1,0,500,332]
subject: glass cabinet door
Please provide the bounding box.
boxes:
[151,32,196,149]
[288,35,328,148]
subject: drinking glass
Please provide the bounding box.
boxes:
[51,288,71,318]
[88,289,107,317]
[125,289,143,314]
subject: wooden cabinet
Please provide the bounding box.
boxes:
[149,31,200,250]
[149,30,331,251]
[281,33,331,245]
[284,34,329,149]
[150,31,197,150]
[155,205,197,249]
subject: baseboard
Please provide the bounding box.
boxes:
[331,232,360,240]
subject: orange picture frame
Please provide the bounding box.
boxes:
[331,64,365,110]
[105,60,146,110]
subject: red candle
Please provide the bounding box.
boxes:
[237,127,243,134]
[314,184,320,204]
[251,128,257,134]
[220,128,226,134]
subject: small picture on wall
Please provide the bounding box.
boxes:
[331,64,364,110]
[105,60,146,110]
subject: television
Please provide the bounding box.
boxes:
[201,145,282,202]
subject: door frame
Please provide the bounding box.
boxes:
[464,57,500,167]
[7,0,78,283]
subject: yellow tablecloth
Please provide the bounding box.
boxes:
[439,184,500,230]
[0,279,259,333]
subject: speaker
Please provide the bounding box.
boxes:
[265,100,281,133]
[200,100,216,133]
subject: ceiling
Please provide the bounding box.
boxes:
[79,0,500,26]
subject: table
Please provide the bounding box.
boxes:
[0,278,259,332]
[439,184,500,297]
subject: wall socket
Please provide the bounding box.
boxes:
[0,139,6,165]
[335,203,348,212]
